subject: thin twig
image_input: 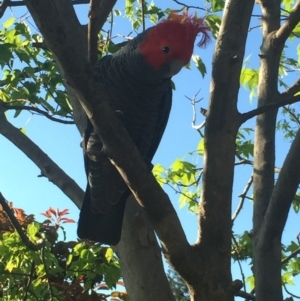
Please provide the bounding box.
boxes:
[186,91,205,136]
[283,282,300,299]
[0,193,45,251]
[1,102,74,124]
[232,175,253,221]
[40,246,54,301]
[282,246,300,265]
[283,105,300,126]
[172,0,206,11]
[23,261,35,301]
[141,0,145,32]
[231,235,247,291]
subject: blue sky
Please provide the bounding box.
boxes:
[0,0,300,297]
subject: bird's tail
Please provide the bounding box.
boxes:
[77,185,130,245]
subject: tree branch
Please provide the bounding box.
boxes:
[282,246,300,265]
[1,102,74,124]
[88,0,117,64]
[262,127,300,243]
[0,0,90,18]
[0,105,84,208]
[195,0,254,298]
[172,0,206,11]
[240,94,300,123]
[232,175,253,222]
[281,77,300,99]
[274,0,300,46]
[235,290,255,300]
[23,0,193,281]
[0,192,45,251]
[88,0,102,64]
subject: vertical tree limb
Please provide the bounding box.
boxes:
[252,0,284,300]
[263,128,300,241]
[194,0,254,300]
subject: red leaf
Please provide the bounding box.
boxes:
[58,208,69,217]
[49,207,57,216]
[60,218,76,224]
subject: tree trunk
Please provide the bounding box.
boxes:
[116,196,175,301]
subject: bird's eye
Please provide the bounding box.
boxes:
[162,46,170,53]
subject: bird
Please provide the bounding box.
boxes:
[77,12,210,245]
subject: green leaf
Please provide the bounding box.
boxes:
[27,222,41,239]
[205,14,221,38]
[114,9,122,16]
[20,127,27,135]
[105,247,114,262]
[192,55,207,78]
[32,278,42,287]
[211,0,225,11]
[66,254,73,266]
[282,272,295,285]
[3,17,15,28]
[197,139,205,156]
[282,0,294,11]
[5,29,17,43]
[0,44,14,65]
[171,80,176,90]
[240,67,258,101]
[246,275,255,290]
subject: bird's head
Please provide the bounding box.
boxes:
[139,12,211,78]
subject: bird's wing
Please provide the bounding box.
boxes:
[143,81,173,162]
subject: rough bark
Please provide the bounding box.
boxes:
[253,1,300,300]
[0,105,84,208]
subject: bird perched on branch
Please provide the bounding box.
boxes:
[77,12,210,245]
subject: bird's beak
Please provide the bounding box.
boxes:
[165,59,185,78]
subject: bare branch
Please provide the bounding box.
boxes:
[172,0,206,11]
[186,91,205,136]
[0,192,45,251]
[275,0,300,47]
[282,246,300,265]
[231,237,246,291]
[283,282,300,299]
[232,175,253,222]
[1,102,74,124]
[0,105,84,208]
[240,94,300,124]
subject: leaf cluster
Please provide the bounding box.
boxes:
[0,203,125,301]
[0,18,72,121]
